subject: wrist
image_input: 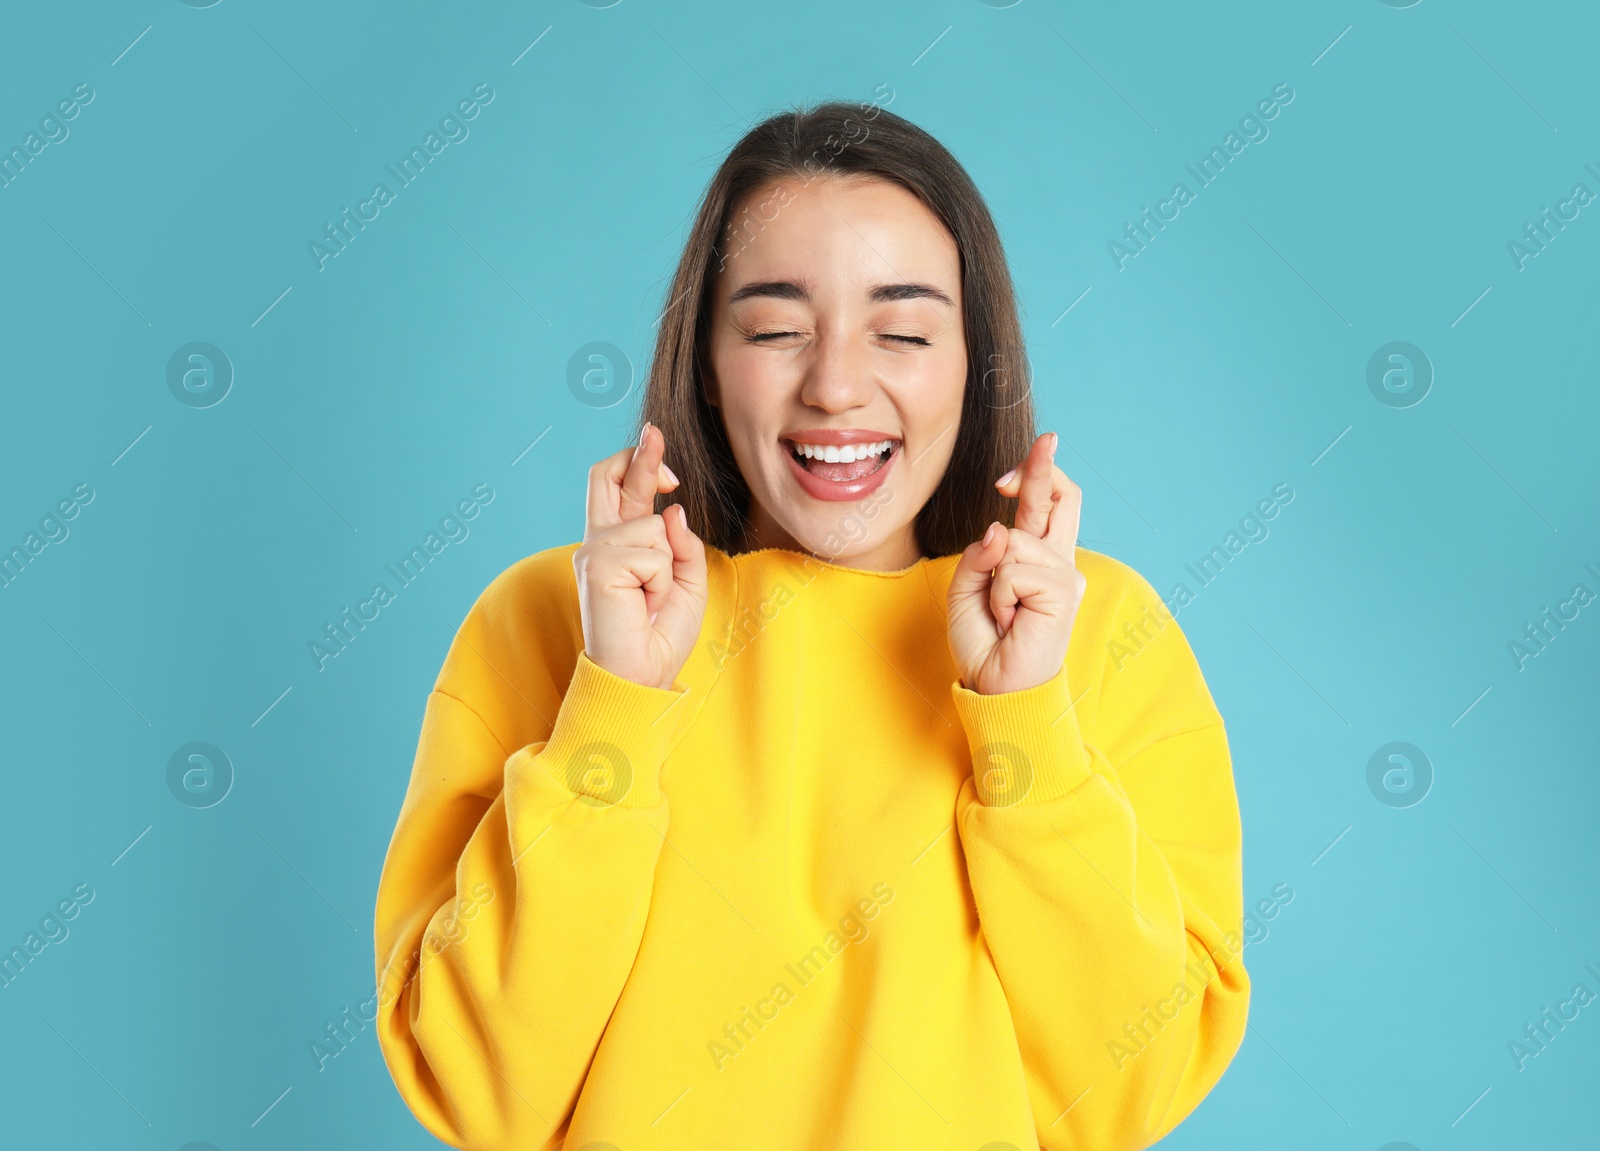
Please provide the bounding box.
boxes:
[950,660,1094,806]
[534,650,691,808]
[586,647,681,693]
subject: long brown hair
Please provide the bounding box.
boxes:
[637,98,1037,560]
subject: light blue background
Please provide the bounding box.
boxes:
[1,1,1595,1148]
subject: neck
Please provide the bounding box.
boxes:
[740,506,922,573]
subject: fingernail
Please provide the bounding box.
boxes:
[1047,432,1058,456]
[982,522,997,547]
[661,462,679,485]
[995,468,1016,487]
[639,421,652,448]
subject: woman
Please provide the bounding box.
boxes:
[374,100,1249,1151]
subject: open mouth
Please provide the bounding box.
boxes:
[785,438,901,483]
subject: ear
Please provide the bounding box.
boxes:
[701,357,720,407]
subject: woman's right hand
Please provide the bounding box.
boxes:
[574,421,709,690]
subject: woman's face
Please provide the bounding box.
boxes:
[705,174,967,571]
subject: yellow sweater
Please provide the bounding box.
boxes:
[374,542,1249,1150]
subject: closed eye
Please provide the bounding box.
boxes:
[743,332,931,346]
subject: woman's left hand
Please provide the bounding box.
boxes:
[947,432,1088,695]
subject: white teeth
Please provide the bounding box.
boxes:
[792,439,896,463]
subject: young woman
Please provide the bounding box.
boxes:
[374,101,1249,1151]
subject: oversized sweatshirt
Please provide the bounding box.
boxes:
[373,541,1250,1151]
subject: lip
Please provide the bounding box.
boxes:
[781,429,900,502]
[778,428,900,446]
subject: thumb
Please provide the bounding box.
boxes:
[947,522,1006,607]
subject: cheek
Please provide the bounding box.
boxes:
[709,370,783,467]
[939,350,968,405]
[900,346,967,421]
[712,340,796,422]
[723,343,780,386]
[710,332,786,400]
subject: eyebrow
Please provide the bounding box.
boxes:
[725,279,955,308]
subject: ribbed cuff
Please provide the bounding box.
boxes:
[950,661,1094,807]
[536,650,691,808]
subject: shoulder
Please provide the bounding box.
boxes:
[456,541,583,650]
[1074,546,1182,651]
[431,541,585,749]
[1071,546,1224,739]
[1074,546,1166,617]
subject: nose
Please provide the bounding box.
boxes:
[797,324,875,414]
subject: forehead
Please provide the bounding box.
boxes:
[717,174,960,300]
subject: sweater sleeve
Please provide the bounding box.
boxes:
[373,647,694,1151]
[948,569,1249,1150]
